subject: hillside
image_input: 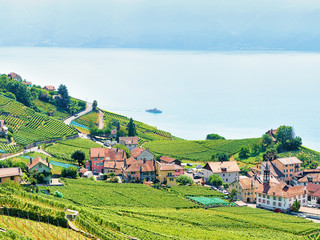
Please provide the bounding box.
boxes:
[143,138,260,161]
[0,95,77,147]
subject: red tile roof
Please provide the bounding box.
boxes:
[298,174,320,183]
[0,167,23,178]
[131,147,144,159]
[90,148,126,161]
[256,182,305,198]
[126,157,136,166]
[159,164,183,171]
[119,137,139,145]
[22,82,32,86]
[104,161,124,170]
[43,85,56,91]
[204,161,240,173]
[27,156,52,170]
[125,160,155,173]
[160,156,176,163]
[237,176,260,189]
[275,157,302,165]
[307,184,320,198]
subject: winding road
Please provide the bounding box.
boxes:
[63,102,93,125]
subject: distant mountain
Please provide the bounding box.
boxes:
[1,0,320,51]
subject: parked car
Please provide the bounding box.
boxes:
[273,208,284,213]
[74,114,78,117]
[193,174,202,179]
[187,163,193,167]
[186,169,193,174]
[297,213,307,218]
[211,186,218,191]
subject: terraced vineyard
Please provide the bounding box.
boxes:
[74,112,99,129]
[45,138,103,161]
[144,138,260,161]
[45,179,320,240]
[169,185,225,197]
[103,110,174,143]
[0,215,89,240]
[0,143,21,153]
[0,95,77,146]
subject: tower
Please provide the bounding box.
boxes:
[263,163,270,184]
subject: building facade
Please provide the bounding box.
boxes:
[203,161,240,184]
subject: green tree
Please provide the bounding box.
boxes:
[291,199,301,212]
[260,134,273,150]
[206,134,225,140]
[93,100,98,111]
[127,118,137,137]
[229,189,237,202]
[71,150,86,167]
[239,146,250,159]
[6,81,32,106]
[176,175,193,185]
[56,84,70,110]
[250,143,261,156]
[263,148,277,162]
[276,125,302,151]
[61,167,79,179]
[208,174,223,187]
[212,152,229,162]
[223,183,229,189]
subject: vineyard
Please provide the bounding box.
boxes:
[143,138,261,161]
[103,110,173,143]
[45,138,102,161]
[74,112,99,129]
[169,185,225,197]
[0,95,77,146]
[0,143,21,153]
[45,179,320,240]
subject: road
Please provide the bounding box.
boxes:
[0,147,49,161]
[63,102,93,125]
[98,110,104,129]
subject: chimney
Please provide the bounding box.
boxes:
[273,190,275,196]
[30,158,32,164]
[143,159,146,164]
[304,186,307,194]
[124,158,127,169]
[251,180,253,188]
[46,157,49,163]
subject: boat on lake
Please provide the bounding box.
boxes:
[145,108,162,114]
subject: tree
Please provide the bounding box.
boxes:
[206,134,225,140]
[229,189,237,202]
[276,125,302,151]
[56,84,70,110]
[212,152,229,162]
[71,150,86,167]
[250,143,261,156]
[93,100,98,111]
[260,134,273,150]
[208,174,223,187]
[239,146,250,159]
[6,81,32,106]
[61,167,79,179]
[263,148,277,162]
[291,199,301,212]
[223,183,229,189]
[176,175,193,185]
[127,118,137,137]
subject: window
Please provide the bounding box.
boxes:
[100,158,103,160]
[168,173,172,176]
[223,174,225,177]
[278,203,282,207]
[273,197,276,200]
[226,178,228,182]
[38,164,42,168]
[169,178,174,181]
[273,202,276,206]
[95,158,98,161]
[267,200,270,204]
[263,199,265,203]
[267,196,270,199]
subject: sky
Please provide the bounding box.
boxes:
[1,0,320,50]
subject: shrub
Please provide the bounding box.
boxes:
[176,175,193,185]
[206,134,225,140]
[54,191,63,198]
[208,174,223,187]
[61,166,78,179]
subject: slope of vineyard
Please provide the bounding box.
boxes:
[0,95,77,146]
[44,179,320,240]
[143,138,260,161]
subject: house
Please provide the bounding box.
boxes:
[111,129,117,137]
[86,148,127,173]
[272,157,302,183]
[7,72,22,81]
[119,137,139,150]
[160,156,181,165]
[43,85,56,91]
[22,81,32,87]
[255,163,307,211]
[292,168,320,186]
[266,129,277,142]
[307,183,320,207]
[131,147,154,161]
[27,156,53,184]
[203,161,240,184]
[0,167,23,184]
[104,161,124,175]
[229,176,261,202]
[254,161,285,181]
[78,168,88,178]
[0,120,8,137]
[156,162,184,186]
[123,160,156,182]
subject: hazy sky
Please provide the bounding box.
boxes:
[1,0,320,49]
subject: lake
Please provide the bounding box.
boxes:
[0,47,319,151]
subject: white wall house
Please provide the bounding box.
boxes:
[203,161,240,184]
[255,163,307,211]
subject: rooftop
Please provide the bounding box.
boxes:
[256,182,305,198]
[160,156,176,163]
[275,157,302,165]
[204,161,240,173]
[119,137,139,145]
[0,167,23,178]
[27,156,52,170]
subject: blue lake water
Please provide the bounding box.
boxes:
[0,47,319,151]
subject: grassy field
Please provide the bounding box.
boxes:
[144,138,260,161]
[0,95,77,146]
